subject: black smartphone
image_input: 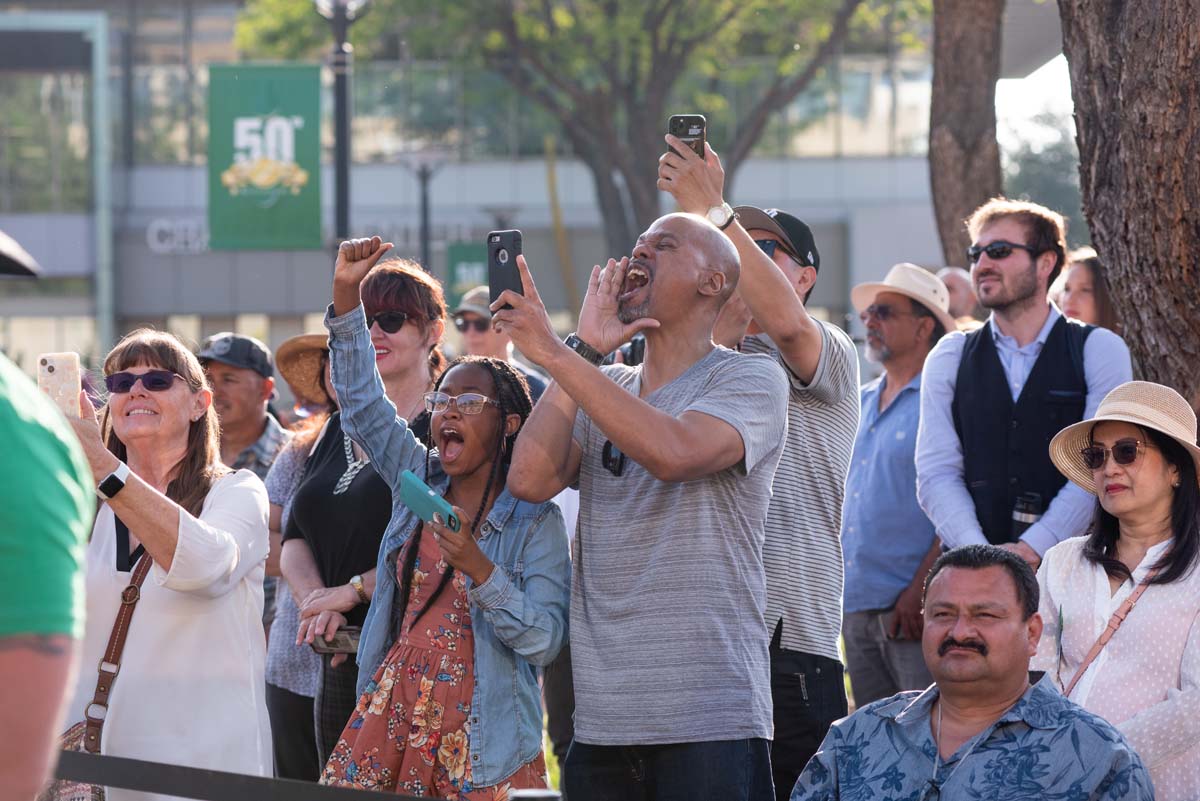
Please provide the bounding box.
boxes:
[488,229,524,310]
[668,114,706,158]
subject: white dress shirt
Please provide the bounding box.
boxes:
[68,469,272,800]
[915,305,1132,555]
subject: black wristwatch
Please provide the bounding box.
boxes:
[97,461,131,500]
[564,333,605,366]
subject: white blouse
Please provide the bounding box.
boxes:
[68,469,272,801]
[1035,536,1200,801]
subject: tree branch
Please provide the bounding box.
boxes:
[723,0,864,181]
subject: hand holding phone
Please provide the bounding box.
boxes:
[37,352,83,419]
[488,229,524,311]
[400,469,461,532]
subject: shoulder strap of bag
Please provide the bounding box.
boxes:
[1063,568,1158,698]
[83,517,153,753]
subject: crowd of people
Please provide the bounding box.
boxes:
[2,132,1198,801]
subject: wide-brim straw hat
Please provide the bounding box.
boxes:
[850,262,958,334]
[276,333,330,407]
[1049,380,1200,494]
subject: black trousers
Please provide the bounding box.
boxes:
[266,682,319,782]
[769,621,847,801]
[314,654,361,767]
[543,642,576,793]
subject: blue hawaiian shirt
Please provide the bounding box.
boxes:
[791,673,1154,801]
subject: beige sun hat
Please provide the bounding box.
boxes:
[1048,380,1200,494]
[276,333,331,407]
[850,262,958,334]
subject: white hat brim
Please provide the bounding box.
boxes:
[850,281,958,334]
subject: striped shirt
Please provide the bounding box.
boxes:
[741,323,859,660]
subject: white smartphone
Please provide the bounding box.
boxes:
[37,352,82,419]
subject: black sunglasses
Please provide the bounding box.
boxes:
[754,239,804,265]
[1081,438,1148,471]
[966,240,1041,264]
[860,303,918,323]
[454,316,490,334]
[602,440,627,477]
[365,311,410,334]
[105,369,183,394]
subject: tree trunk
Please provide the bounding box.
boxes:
[928,0,1006,267]
[1057,0,1200,404]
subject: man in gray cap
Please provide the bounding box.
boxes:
[453,285,548,402]
[0,230,93,797]
[198,332,291,632]
[658,140,860,801]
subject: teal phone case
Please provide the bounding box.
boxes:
[400,469,461,532]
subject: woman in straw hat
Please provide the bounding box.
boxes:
[1036,380,1200,800]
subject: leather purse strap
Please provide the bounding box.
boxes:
[1063,569,1158,699]
[83,526,152,754]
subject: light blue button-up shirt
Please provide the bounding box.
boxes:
[842,373,936,614]
[791,673,1154,800]
[915,305,1132,555]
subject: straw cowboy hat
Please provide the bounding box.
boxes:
[276,333,330,407]
[1049,380,1200,493]
[850,262,957,334]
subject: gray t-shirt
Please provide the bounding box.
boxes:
[570,346,789,744]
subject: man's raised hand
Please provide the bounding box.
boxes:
[577,257,659,356]
[490,255,562,369]
[657,134,726,217]
[332,236,394,316]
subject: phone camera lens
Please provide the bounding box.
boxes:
[47,365,55,373]
[498,248,509,264]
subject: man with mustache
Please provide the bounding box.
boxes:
[791,544,1154,800]
[914,198,1131,569]
[498,213,789,801]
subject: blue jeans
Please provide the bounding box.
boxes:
[564,738,774,801]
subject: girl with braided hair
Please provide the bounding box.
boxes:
[320,237,570,798]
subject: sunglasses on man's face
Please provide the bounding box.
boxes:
[1081,438,1149,471]
[754,239,803,265]
[365,311,410,334]
[105,369,183,394]
[454,316,490,334]
[860,303,917,323]
[966,240,1041,264]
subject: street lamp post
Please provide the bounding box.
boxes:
[315,0,369,247]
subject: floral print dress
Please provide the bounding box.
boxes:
[321,527,548,798]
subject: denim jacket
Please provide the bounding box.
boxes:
[326,302,571,786]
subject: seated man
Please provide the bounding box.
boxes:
[791,544,1153,800]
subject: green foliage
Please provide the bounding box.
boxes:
[1003,111,1090,246]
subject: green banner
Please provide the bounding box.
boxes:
[446,242,488,310]
[208,65,321,250]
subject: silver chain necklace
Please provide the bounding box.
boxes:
[333,433,369,495]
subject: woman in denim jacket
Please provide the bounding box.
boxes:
[319,237,570,798]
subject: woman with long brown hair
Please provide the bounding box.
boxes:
[63,329,271,799]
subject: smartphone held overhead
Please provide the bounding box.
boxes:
[37,352,82,418]
[488,229,524,310]
[668,114,706,158]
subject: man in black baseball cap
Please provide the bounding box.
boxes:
[658,137,861,801]
[197,331,289,474]
[198,332,292,634]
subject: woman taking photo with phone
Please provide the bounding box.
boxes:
[1036,381,1200,800]
[62,329,271,799]
[319,237,570,798]
[282,260,448,766]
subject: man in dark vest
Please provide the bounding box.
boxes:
[915,198,1132,568]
